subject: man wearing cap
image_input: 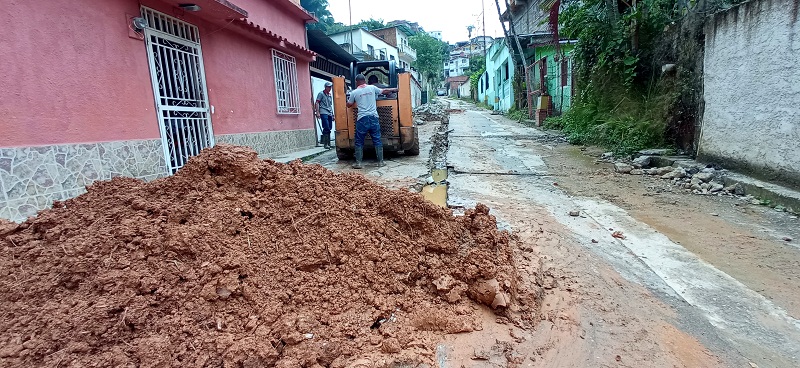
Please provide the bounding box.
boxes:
[346,74,398,168]
[315,81,334,149]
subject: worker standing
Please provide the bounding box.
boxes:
[346,74,397,169]
[314,82,334,149]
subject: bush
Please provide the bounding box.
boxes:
[505,106,527,122]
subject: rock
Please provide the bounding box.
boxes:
[690,183,702,191]
[614,163,633,174]
[630,169,644,175]
[690,177,702,185]
[661,168,686,179]
[701,168,716,174]
[710,213,719,216]
[632,156,651,168]
[601,152,614,160]
[700,183,710,190]
[693,172,714,182]
[751,199,761,205]
[569,210,580,217]
[734,183,745,196]
[709,183,724,193]
[381,338,402,353]
[686,167,700,175]
[433,275,456,292]
[783,237,793,242]
[638,148,671,156]
[683,182,692,189]
[470,278,510,309]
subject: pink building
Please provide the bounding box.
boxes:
[0,0,317,222]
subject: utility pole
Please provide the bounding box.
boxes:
[348,0,353,56]
[482,0,487,57]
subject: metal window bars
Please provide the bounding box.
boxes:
[141,6,214,174]
[272,50,301,114]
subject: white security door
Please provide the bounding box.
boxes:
[141,6,214,173]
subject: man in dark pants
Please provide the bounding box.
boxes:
[315,81,334,149]
[346,74,397,169]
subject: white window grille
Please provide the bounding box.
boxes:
[141,6,214,174]
[272,50,300,114]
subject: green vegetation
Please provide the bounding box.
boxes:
[505,106,527,122]
[301,0,385,33]
[409,33,447,86]
[467,55,486,101]
[555,0,744,154]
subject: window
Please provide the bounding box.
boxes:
[367,44,374,57]
[379,50,386,60]
[390,55,395,61]
[272,50,300,114]
[503,62,509,81]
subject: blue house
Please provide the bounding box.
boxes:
[477,39,514,112]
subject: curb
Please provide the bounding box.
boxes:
[643,155,800,214]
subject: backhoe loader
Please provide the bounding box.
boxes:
[331,60,419,159]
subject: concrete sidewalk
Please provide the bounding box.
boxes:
[267,147,330,164]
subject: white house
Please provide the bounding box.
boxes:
[329,28,398,62]
[445,56,470,77]
[429,31,443,41]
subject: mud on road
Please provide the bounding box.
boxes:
[312,98,800,367]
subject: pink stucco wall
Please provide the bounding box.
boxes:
[0,0,158,147]
[0,0,313,147]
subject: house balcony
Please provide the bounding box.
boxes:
[399,46,417,60]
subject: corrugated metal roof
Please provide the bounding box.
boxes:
[307,30,357,65]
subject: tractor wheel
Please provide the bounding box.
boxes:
[336,147,353,160]
[405,131,420,156]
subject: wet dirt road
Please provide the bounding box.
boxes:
[309,99,800,367]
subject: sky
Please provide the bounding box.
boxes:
[327,0,505,44]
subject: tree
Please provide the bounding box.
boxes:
[323,18,386,35]
[465,55,486,76]
[358,18,386,31]
[408,33,446,85]
[300,0,335,31]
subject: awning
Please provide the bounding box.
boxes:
[232,19,317,60]
[307,30,357,66]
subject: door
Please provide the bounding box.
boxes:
[141,6,214,174]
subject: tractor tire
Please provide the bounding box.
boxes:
[336,147,353,160]
[405,131,420,156]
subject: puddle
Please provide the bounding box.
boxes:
[421,168,449,208]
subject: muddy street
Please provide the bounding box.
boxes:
[310,99,800,367]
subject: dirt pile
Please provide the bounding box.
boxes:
[0,145,536,367]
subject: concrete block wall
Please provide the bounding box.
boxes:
[700,0,800,188]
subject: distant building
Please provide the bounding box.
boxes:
[445,76,470,97]
[387,20,423,34]
[444,56,470,78]
[328,28,398,62]
[371,25,417,70]
[471,36,493,48]
[429,31,443,41]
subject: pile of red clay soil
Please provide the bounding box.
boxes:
[0,145,536,367]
